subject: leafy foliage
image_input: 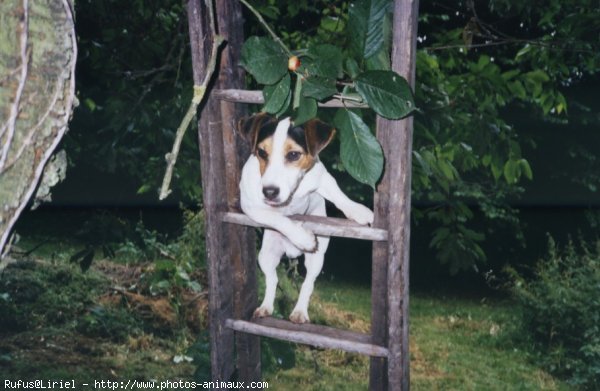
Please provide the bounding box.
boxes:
[240,36,289,85]
[69,0,199,203]
[334,109,383,188]
[121,211,206,295]
[354,70,414,119]
[412,0,599,272]
[240,0,600,273]
[508,237,600,389]
[64,0,600,274]
[239,0,415,188]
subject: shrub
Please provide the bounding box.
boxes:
[508,237,600,389]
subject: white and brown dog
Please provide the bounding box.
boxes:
[238,113,374,324]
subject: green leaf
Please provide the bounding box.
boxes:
[437,159,456,180]
[515,44,532,59]
[348,0,392,59]
[430,227,450,248]
[365,46,391,71]
[413,150,432,175]
[518,158,533,180]
[503,159,519,184]
[364,0,392,59]
[293,96,317,125]
[300,44,343,79]
[508,80,527,100]
[334,109,384,188]
[84,98,97,111]
[482,154,492,167]
[354,70,415,119]
[302,76,337,101]
[491,155,504,181]
[263,73,291,114]
[136,184,152,194]
[502,69,520,80]
[240,36,288,85]
[345,58,361,79]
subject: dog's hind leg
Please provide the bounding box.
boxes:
[253,229,285,318]
[289,237,329,324]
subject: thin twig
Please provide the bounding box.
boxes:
[238,0,294,57]
[158,0,225,200]
[426,37,597,54]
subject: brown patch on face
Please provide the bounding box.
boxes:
[237,113,277,151]
[256,137,273,175]
[284,138,315,171]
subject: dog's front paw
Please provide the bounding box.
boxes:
[345,204,374,226]
[291,226,318,253]
[253,306,273,319]
[289,309,310,324]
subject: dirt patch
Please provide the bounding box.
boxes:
[94,260,148,287]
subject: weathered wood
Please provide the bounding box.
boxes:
[226,318,388,358]
[212,89,369,108]
[222,212,388,241]
[0,0,77,257]
[254,316,373,344]
[214,0,261,383]
[381,1,419,390]
[187,0,234,382]
[370,192,389,390]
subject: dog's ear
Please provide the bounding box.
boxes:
[237,113,267,149]
[303,119,336,156]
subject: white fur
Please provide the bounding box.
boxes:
[240,117,374,323]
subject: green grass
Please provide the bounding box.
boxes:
[263,279,570,390]
[2,237,570,390]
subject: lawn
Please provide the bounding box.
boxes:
[0,239,569,390]
[263,279,569,390]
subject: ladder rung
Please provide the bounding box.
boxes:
[222,212,388,242]
[212,89,368,108]
[225,317,388,358]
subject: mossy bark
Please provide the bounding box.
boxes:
[0,0,77,255]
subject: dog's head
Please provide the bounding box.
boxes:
[239,113,335,207]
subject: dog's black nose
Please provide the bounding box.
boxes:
[262,186,280,200]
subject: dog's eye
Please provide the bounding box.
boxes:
[257,148,268,160]
[286,151,302,162]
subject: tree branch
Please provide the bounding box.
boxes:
[158,0,225,200]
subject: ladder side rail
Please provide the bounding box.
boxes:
[187,0,235,383]
[213,0,262,383]
[384,1,419,390]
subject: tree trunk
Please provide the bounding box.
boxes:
[0,0,77,257]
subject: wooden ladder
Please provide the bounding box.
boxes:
[187,0,418,389]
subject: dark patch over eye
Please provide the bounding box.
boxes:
[257,148,268,160]
[286,151,302,162]
[287,126,308,153]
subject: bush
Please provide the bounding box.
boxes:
[508,237,600,389]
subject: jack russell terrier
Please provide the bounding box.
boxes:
[238,113,374,324]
